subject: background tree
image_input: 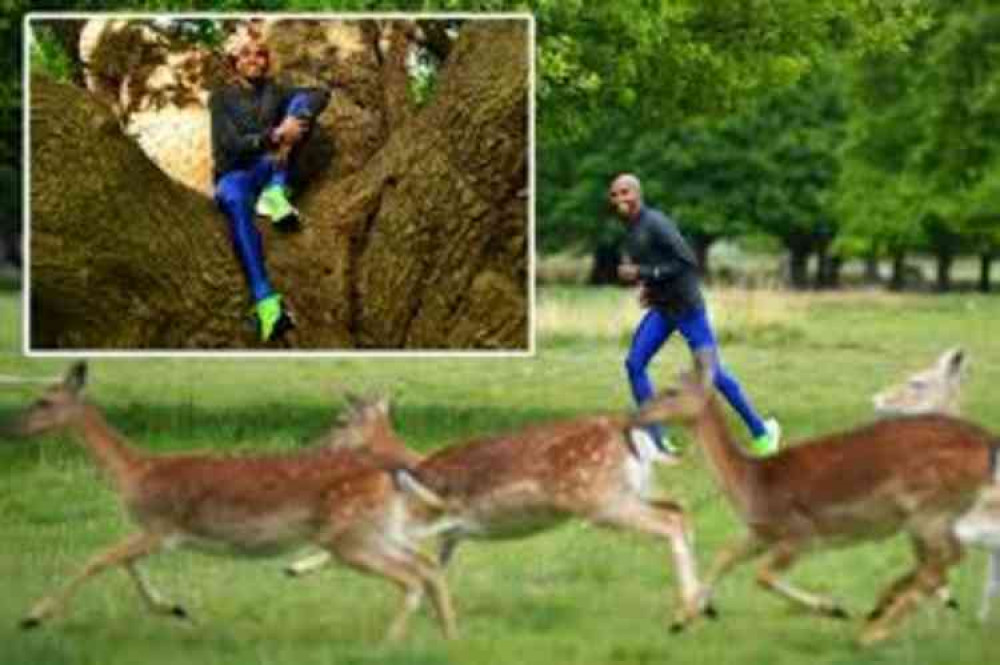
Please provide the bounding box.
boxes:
[836,0,1000,291]
[538,62,847,289]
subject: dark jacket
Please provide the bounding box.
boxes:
[623,205,704,316]
[209,78,330,181]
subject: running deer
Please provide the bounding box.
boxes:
[287,395,706,631]
[632,371,1000,645]
[873,347,999,621]
[7,363,456,641]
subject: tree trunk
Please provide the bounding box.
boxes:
[935,251,953,293]
[787,247,810,289]
[589,241,620,286]
[979,252,993,293]
[863,250,881,285]
[689,234,714,280]
[813,241,829,289]
[889,251,906,291]
[825,255,843,289]
[30,21,529,350]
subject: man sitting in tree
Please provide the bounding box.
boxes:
[210,25,330,342]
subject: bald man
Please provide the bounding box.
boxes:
[210,27,330,342]
[609,173,780,458]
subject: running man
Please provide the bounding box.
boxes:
[609,173,780,460]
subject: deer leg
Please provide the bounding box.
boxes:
[981,549,1000,622]
[860,529,962,646]
[284,550,332,577]
[410,548,458,640]
[438,536,460,567]
[755,541,848,618]
[593,498,703,630]
[702,533,767,610]
[21,532,163,628]
[933,584,958,611]
[330,541,455,641]
[124,562,188,620]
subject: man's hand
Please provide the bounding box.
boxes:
[272,116,308,146]
[638,284,652,308]
[618,263,639,283]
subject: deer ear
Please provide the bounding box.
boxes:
[942,347,966,378]
[65,361,88,393]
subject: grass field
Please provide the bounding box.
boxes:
[1,286,999,665]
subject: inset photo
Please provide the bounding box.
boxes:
[26,13,532,354]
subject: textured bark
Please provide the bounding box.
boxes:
[30,20,529,351]
[979,252,993,293]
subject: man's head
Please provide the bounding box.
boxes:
[609,173,642,222]
[225,25,270,83]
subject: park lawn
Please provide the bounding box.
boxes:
[0,286,999,665]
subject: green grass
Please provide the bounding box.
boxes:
[2,287,1000,665]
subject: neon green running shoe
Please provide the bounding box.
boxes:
[749,418,781,458]
[255,184,300,229]
[254,294,295,342]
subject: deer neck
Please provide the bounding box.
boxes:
[371,422,424,467]
[74,404,144,489]
[692,396,758,514]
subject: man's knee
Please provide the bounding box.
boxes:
[624,354,647,379]
[215,177,255,212]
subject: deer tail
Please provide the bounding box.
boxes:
[393,469,445,510]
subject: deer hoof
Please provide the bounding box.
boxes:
[828,606,850,620]
[945,598,960,612]
[704,602,719,619]
[171,605,189,620]
[669,620,688,634]
[20,617,41,630]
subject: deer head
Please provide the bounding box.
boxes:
[12,363,89,436]
[632,372,710,429]
[873,347,967,417]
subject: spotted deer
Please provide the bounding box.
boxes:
[7,363,456,641]
[873,347,998,622]
[632,370,999,645]
[287,395,706,631]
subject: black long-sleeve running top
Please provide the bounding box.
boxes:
[622,205,704,316]
[209,78,330,181]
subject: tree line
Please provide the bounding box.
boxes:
[2,0,957,285]
[538,0,1000,292]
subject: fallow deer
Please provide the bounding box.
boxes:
[7,363,456,641]
[873,347,999,622]
[632,371,999,645]
[286,394,706,631]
